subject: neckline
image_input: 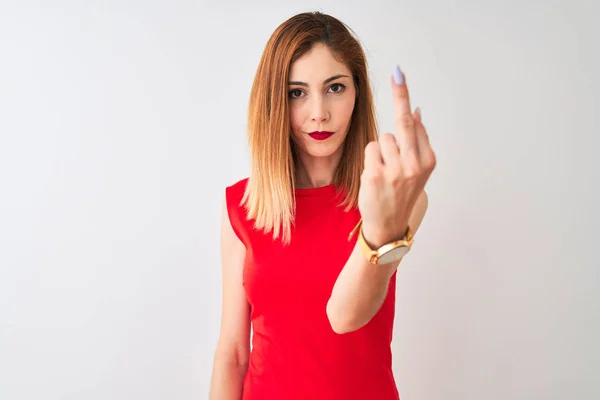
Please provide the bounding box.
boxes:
[294,183,338,197]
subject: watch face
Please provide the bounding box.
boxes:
[378,246,409,264]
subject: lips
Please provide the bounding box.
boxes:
[308,131,334,140]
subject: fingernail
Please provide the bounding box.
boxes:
[415,106,422,119]
[393,65,404,85]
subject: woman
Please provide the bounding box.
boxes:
[210,11,436,400]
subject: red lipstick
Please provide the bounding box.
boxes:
[308,131,334,140]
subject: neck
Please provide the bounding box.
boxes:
[294,150,343,189]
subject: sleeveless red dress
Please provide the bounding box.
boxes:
[226,177,400,400]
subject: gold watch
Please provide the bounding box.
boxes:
[348,219,414,265]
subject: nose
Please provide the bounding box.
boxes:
[309,95,329,122]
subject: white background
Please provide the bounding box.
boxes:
[1,0,599,399]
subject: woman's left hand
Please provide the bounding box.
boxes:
[358,66,436,247]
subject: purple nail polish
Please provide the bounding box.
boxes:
[393,65,404,85]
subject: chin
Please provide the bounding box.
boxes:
[296,142,344,159]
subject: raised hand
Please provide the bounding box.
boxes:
[357,65,436,247]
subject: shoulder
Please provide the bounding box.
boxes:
[223,177,250,245]
[227,176,249,190]
[225,177,249,201]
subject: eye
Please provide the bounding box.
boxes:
[328,83,346,94]
[288,89,304,99]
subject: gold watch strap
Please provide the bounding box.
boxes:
[347,218,363,241]
[348,218,414,247]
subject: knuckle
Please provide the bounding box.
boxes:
[429,155,437,170]
[398,86,410,100]
[378,134,397,149]
[364,141,379,153]
[388,171,402,185]
[362,171,383,185]
[424,150,437,170]
[380,132,396,142]
[395,113,415,129]
[403,163,422,179]
[384,162,404,183]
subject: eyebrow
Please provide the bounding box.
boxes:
[288,74,349,87]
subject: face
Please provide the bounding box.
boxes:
[287,43,356,162]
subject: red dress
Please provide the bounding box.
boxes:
[226,177,400,400]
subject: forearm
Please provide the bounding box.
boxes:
[327,189,429,334]
[209,352,248,400]
[326,238,401,334]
